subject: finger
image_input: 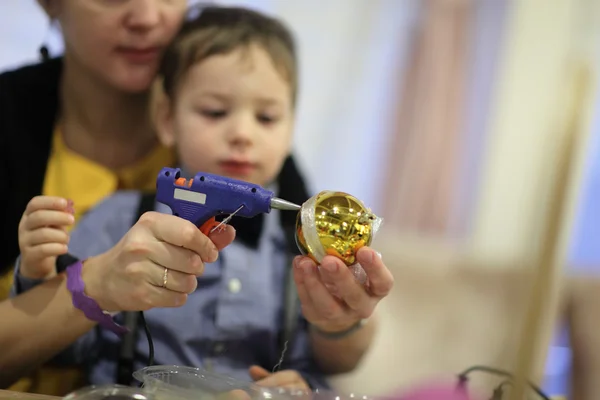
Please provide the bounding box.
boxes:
[320,255,372,313]
[25,210,75,230]
[141,212,219,262]
[24,243,68,261]
[148,263,197,294]
[218,390,252,400]
[317,256,347,285]
[144,239,207,276]
[254,371,305,388]
[208,225,236,251]
[66,199,75,215]
[277,383,310,390]
[22,227,70,247]
[356,247,394,298]
[294,257,345,319]
[292,258,318,318]
[24,196,69,215]
[141,284,188,310]
[249,365,271,381]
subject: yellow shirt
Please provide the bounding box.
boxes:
[3,129,175,396]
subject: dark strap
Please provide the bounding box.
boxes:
[276,226,301,371]
[277,256,300,370]
[117,192,156,385]
[56,253,80,274]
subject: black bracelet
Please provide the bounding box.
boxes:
[310,319,366,340]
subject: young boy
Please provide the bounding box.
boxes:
[13,5,392,391]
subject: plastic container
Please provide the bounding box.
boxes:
[132,365,406,400]
[133,365,310,400]
[63,384,157,400]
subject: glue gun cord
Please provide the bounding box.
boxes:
[497,380,513,391]
[490,380,513,400]
[459,366,551,400]
[139,311,155,367]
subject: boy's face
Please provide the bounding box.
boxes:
[156,45,295,188]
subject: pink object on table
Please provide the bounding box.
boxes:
[392,382,483,400]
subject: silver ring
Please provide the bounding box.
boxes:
[162,267,168,288]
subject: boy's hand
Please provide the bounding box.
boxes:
[18,196,75,280]
[293,247,393,333]
[248,365,310,391]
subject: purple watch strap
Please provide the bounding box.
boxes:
[66,260,128,336]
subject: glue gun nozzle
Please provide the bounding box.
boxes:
[270,197,301,211]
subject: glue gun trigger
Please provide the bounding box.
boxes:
[199,217,220,236]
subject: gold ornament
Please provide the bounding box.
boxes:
[295,191,381,266]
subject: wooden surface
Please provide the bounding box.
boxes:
[0,391,59,400]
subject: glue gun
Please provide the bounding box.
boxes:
[156,167,301,235]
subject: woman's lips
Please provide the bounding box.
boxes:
[219,161,257,177]
[115,47,161,64]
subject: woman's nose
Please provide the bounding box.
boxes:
[125,0,162,31]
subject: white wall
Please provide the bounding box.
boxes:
[0,2,63,71]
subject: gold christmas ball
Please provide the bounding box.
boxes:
[295,191,379,266]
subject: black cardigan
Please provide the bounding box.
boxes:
[0,58,310,275]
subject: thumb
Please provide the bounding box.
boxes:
[249,365,271,381]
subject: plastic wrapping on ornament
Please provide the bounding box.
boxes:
[299,191,383,285]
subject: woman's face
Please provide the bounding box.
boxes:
[42,0,187,93]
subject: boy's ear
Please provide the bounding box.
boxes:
[151,79,176,148]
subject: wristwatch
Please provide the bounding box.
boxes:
[66,260,128,336]
[310,319,367,340]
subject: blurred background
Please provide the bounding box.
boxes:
[1,0,599,398]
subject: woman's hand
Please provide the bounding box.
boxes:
[249,365,310,391]
[81,211,235,312]
[18,196,75,280]
[293,247,394,333]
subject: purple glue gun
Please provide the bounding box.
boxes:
[156,167,301,235]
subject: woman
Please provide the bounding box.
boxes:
[0,0,187,277]
[0,1,394,395]
[0,0,188,394]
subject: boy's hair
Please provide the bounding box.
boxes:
[159,5,298,105]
